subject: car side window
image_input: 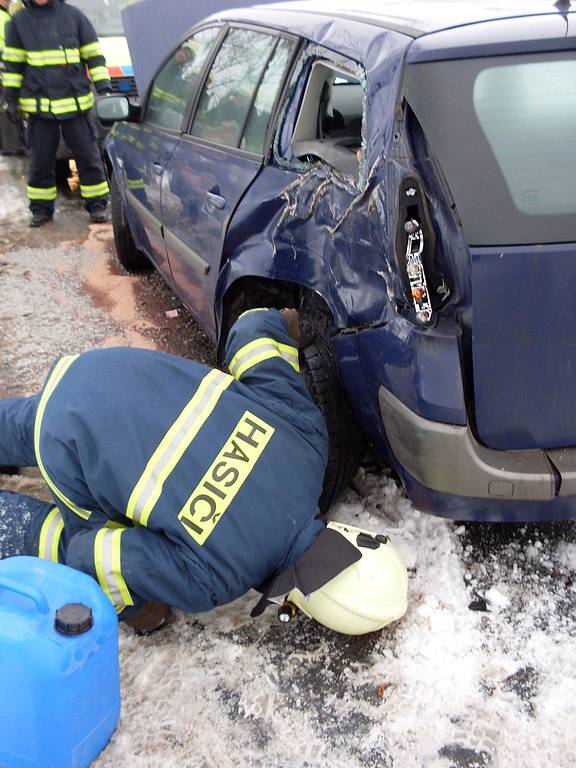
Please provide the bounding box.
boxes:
[291,62,365,180]
[146,27,219,131]
[191,28,281,150]
[240,37,296,154]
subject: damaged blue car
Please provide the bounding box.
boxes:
[98,0,576,521]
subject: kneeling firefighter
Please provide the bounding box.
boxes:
[1,0,111,227]
[0,308,407,634]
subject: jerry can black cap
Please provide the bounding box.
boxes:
[55,603,93,635]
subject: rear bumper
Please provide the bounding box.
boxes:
[379,385,576,502]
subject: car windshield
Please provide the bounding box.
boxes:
[405,52,576,246]
[68,0,127,37]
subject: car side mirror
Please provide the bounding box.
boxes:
[96,95,140,125]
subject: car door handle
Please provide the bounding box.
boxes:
[151,162,163,176]
[205,191,226,209]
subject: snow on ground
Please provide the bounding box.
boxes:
[92,467,576,768]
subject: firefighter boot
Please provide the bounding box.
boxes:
[29,210,53,228]
[88,206,109,224]
[125,602,172,634]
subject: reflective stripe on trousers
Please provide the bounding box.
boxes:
[126,368,233,527]
[94,527,134,613]
[38,507,64,562]
[27,185,57,201]
[80,180,110,199]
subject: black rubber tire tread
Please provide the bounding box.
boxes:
[110,173,150,272]
[300,312,366,514]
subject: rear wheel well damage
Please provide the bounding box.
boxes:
[220,278,367,514]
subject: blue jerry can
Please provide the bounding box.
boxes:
[0,556,120,768]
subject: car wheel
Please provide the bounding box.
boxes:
[110,173,150,272]
[300,310,367,514]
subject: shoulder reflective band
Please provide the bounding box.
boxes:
[34,355,93,521]
[38,507,64,563]
[27,185,57,201]
[94,527,134,613]
[89,65,109,82]
[2,46,26,63]
[80,180,110,199]
[179,410,275,545]
[228,337,299,379]
[126,368,234,527]
[2,72,23,88]
[80,41,103,59]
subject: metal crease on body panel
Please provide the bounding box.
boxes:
[264,46,398,316]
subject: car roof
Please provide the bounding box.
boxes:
[217,0,570,38]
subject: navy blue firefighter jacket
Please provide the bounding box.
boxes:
[31,309,328,616]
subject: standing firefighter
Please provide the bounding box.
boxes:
[0,308,408,635]
[1,0,111,226]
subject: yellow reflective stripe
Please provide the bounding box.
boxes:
[80,180,109,199]
[89,65,109,82]
[94,528,134,613]
[80,41,102,59]
[151,86,185,108]
[64,48,80,63]
[238,308,270,318]
[20,92,94,115]
[76,91,94,109]
[126,178,145,190]
[27,185,57,201]
[228,338,300,379]
[38,507,64,563]
[179,411,275,546]
[26,48,80,66]
[3,46,26,62]
[2,72,23,87]
[34,355,92,521]
[126,369,233,527]
[19,97,37,113]
[49,98,78,114]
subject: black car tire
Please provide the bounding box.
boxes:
[110,173,149,272]
[300,311,366,514]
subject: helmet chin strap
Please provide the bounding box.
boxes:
[250,527,361,617]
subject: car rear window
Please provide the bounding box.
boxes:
[405,52,576,246]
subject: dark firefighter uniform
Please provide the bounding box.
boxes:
[0,309,328,620]
[1,0,110,215]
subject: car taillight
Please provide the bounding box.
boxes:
[395,176,449,324]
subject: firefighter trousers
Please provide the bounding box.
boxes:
[27,112,109,214]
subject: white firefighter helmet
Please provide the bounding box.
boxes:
[286,521,408,635]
